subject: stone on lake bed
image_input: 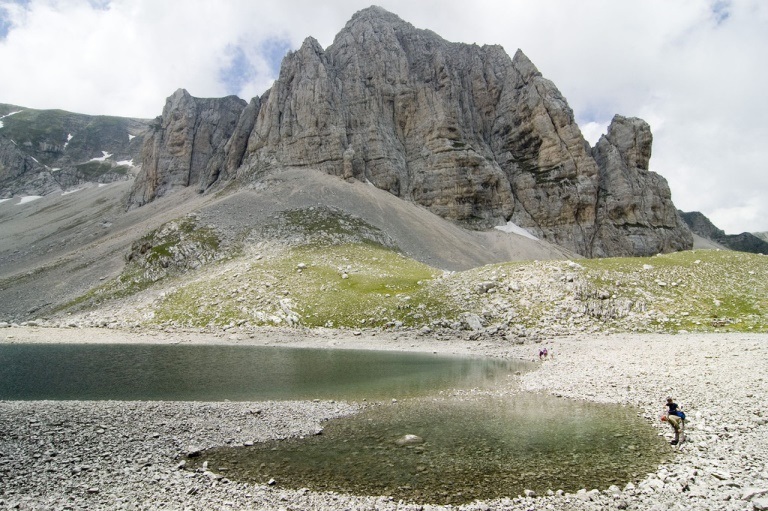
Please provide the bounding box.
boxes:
[395,434,424,446]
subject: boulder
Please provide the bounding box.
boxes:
[395,434,424,446]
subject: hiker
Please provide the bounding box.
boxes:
[665,397,686,420]
[661,413,685,445]
[538,347,548,360]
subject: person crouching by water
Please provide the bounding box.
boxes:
[661,413,685,446]
[666,397,686,420]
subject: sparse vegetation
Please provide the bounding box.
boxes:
[56,203,768,336]
[152,243,458,329]
[576,250,768,332]
[444,249,768,335]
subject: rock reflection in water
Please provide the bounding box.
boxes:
[191,393,669,505]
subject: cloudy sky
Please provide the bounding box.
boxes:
[0,0,765,234]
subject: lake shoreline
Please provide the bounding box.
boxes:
[2,326,768,510]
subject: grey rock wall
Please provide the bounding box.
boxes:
[128,6,693,258]
[0,137,58,197]
[680,210,768,254]
[0,104,150,197]
[127,89,246,208]
[592,115,693,256]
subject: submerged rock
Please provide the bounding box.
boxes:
[395,434,424,446]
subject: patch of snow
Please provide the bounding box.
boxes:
[51,168,61,172]
[0,198,11,204]
[0,110,22,128]
[116,159,134,167]
[128,134,136,141]
[90,151,113,162]
[63,133,73,149]
[494,221,538,240]
[98,183,109,187]
[31,156,40,164]
[17,196,43,204]
[61,188,84,196]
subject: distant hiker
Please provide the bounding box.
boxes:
[538,347,548,360]
[665,397,686,420]
[661,413,685,446]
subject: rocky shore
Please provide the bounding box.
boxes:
[2,326,768,510]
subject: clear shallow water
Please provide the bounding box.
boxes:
[1,343,669,502]
[0,344,527,401]
[194,394,670,504]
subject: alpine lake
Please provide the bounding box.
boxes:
[0,343,669,504]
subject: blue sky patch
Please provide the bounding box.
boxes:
[711,0,731,25]
[220,37,293,95]
[220,45,254,96]
[261,37,293,77]
[0,0,30,39]
[88,0,111,10]
[0,14,10,39]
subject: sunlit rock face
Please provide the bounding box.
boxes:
[592,115,693,256]
[127,89,246,209]
[129,6,692,257]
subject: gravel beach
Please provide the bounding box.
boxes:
[2,326,767,510]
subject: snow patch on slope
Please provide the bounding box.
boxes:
[495,221,538,240]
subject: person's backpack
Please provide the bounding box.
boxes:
[674,410,686,421]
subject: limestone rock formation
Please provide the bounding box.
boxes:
[592,115,693,256]
[0,104,149,198]
[680,210,768,254]
[128,6,693,258]
[0,136,57,197]
[127,89,246,208]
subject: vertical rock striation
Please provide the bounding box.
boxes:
[592,115,693,256]
[127,89,246,208]
[128,6,692,257]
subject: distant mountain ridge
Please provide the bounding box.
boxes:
[126,6,693,259]
[680,210,768,254]
[0,103,150,197]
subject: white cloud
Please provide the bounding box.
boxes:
[0,0,766,234]
[579,121,609,147]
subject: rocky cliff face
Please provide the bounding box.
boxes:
[0,136,57,196]
[0,103,150,198]
[128,6,692,258]
[592,115,692,256]
[127,90,246,208]
[680,211,768,254]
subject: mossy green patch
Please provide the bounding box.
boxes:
[576,250,768,332]
[152,243,460,329]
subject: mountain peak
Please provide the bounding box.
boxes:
[124,6,693,258]
[348,5,406,25]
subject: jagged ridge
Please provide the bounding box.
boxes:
[131,6,691,258]
[680,210,768,254]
